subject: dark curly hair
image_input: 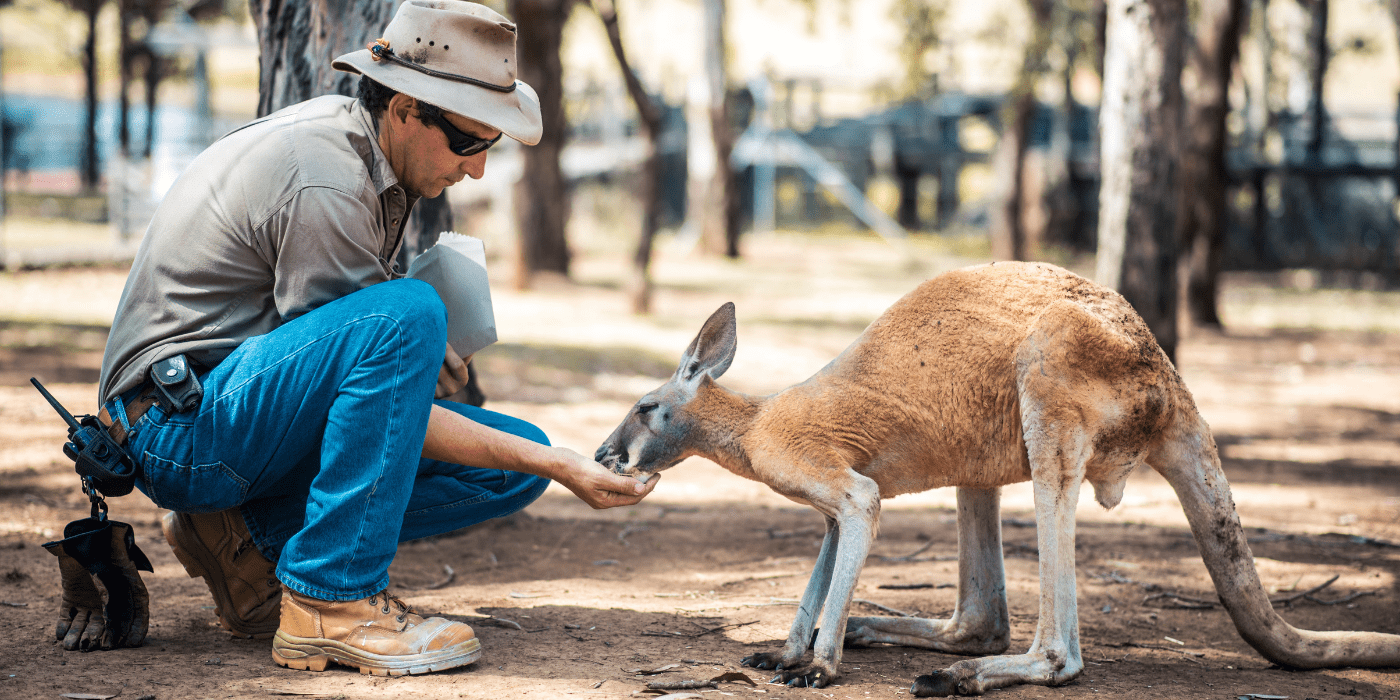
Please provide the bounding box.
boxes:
[357,75,444,128]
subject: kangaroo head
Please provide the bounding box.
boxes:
[595,302,738,481]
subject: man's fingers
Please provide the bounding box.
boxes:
[443,345,470,382]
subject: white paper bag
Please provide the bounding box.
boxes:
[405,232,498,358]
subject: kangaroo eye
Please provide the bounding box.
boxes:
[637,402,658,415]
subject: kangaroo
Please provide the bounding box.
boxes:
[594,261,1400,695]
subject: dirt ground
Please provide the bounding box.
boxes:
[0,231,1397,699]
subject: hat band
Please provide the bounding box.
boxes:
[370,41,517,94]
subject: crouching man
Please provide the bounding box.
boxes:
[94,0,657,675]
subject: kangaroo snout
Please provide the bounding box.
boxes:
[593,443,627,472]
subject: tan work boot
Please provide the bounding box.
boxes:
[272,587,481,676]
[162,509,281,638]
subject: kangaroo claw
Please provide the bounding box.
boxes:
[771,666,832,688]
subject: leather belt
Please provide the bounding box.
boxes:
[96,382,161,447]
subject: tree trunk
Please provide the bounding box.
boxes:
[80,1,100,192]
[989,0,1054,262]
[1096,0,1185,362]
[510,0,572,288]
[1307,0,1329,159]
[118,0,132,154]
[699,0,739,258]
[590,0,664,314]
[1177,0,1244,330]
[249,0,397,117]
[142,52,164,159]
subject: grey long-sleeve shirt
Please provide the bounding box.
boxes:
[99,95,417,404]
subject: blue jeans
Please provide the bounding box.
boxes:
[114,280,550,600]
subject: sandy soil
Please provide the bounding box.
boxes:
[0,232,1397,699]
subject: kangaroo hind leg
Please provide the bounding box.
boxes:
[914,305,1109,696]
[846,485,1010,654]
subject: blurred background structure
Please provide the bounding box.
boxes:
[0,0,1396,336]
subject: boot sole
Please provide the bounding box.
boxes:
[162,511,279,639]
[271,631,482,676]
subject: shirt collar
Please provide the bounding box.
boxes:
[350,100,403,198]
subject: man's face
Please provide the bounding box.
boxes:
[383,96,501,199]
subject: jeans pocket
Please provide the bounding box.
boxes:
[141,452,250,513]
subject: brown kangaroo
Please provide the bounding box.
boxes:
[594,261,1400,696]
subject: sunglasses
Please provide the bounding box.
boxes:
[424,109,503,157]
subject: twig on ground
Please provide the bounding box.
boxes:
[423,565,455,590]
[1304,590,1377,605]
[690,620,760,637]
[618,523,649,546]
[877,583,934,590]
[486,616,524,630]
[854,599,915,617]
[765,527,821,539]
[0,601,28,607]
[1270,574,1339,605]
[879,540,938,561]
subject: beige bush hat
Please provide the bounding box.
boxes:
[333,0,542,145]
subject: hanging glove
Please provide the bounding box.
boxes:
[43,517,154,650]
[47,538,108,650]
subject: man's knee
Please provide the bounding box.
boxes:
[376,279,447,338]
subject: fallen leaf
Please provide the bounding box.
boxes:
[653,694,703,700]
[711,671,757,686]
[61,694,119,700]
[509,591,541,598]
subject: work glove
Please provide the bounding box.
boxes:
[43,517,154,650]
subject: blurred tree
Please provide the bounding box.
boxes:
[696,0,739,258]
[1097,0,1186,362]
[117,0,174,157]
[249,0,484,405]
[1176,0,1245,329]
[989,0,1053,261]
[1305,0,1328,158]
[510,0,573,285]
[891,0,947,102]
[889,0,947,231]
[58,0,103,192]
[588,0,663,313]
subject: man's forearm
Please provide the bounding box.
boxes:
[422,404,566,479]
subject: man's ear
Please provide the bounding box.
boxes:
[387,92,416,125]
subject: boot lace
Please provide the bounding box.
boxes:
[369,591,416,623]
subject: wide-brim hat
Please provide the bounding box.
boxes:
[333,0,542,145]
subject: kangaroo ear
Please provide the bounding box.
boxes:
[677,302,737,382]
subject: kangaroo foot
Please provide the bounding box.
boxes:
[741,651,796,671]
[910,671,960,697]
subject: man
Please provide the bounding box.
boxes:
[94,0,657,676]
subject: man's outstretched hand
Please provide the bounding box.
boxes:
[551,448,659,509]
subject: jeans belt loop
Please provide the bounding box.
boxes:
[96,382,160,447]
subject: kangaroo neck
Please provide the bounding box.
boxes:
[689,380,763,478]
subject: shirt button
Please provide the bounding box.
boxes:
[392,218,399,225]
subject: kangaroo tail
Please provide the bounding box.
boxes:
[1152,410,1400,669]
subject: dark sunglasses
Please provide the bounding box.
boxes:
[424,109,503,157]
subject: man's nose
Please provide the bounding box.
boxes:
[461,152,488,180]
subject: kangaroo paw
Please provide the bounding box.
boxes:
[911,671,960,697]
[741,652,787,671]
[771,665,835,688]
